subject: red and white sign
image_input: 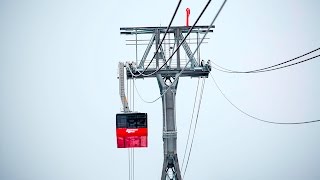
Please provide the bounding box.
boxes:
[116,128,148,137]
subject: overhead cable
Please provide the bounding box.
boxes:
[210,73,320,124]
[128,149,131,180]
[181,78,201,171]
[211,47,320,73]
[245,54,320,73]
[128,148,134,180]
[133,80,162,103]
[127,79,135,180]
[132,149,134,180]
[183,78,206,178]
[131,0,183,76]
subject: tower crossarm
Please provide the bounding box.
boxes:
[126,68,211,79]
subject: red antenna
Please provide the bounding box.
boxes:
[186,8,190,26]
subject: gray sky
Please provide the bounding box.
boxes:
[1,0,320,179]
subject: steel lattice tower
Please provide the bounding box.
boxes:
[120,26,213,180]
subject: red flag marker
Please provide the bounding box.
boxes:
[186,8,190,26]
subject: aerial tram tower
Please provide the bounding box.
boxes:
[117,25,213,180]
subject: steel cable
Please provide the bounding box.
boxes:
[181,78,201,171]
[210,73,320,124]
[211,47,320,73]
[182,78,206,178]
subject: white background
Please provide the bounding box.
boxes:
[1,0,320,179]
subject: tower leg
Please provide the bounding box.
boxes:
[157,74,182,180]
[161,154,182,180]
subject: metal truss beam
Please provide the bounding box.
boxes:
[127,68,210,79]
[178,33,198,68]
[139,33,156,69]
[120,26,214,35]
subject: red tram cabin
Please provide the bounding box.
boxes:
[116,113,148,148]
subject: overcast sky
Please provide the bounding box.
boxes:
[1,0,320,180]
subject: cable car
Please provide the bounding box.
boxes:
[116,112,148,148]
